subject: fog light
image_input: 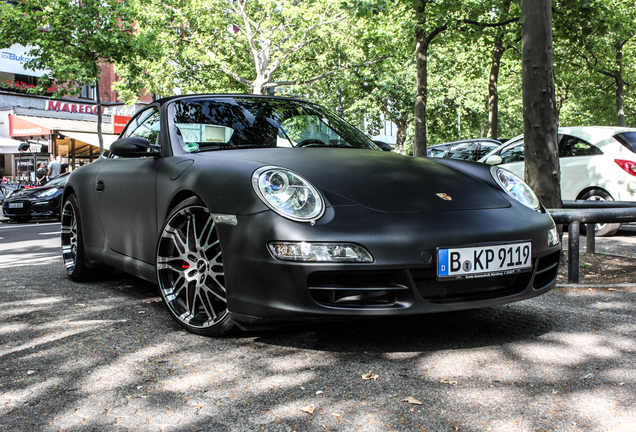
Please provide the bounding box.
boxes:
[268,242,373,262]
[548,226,560,247]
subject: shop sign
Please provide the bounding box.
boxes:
[113,115,132,134]
[0,44,48,76]
[9,115,52,137]
[45,100,104,115]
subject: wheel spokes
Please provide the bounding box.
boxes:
[157,206,228,329]
[61,201,78,272]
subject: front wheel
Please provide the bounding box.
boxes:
[579,189,622,237]
[156,198,236,336]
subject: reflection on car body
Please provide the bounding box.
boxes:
[61,95,561,337]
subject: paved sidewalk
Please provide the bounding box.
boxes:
[1,258,635,432]
[563,224,636,258]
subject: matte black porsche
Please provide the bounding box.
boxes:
[61,95,561,336]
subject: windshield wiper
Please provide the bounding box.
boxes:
[195,143,267,152]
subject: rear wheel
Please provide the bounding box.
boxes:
[579,189,622,237]
[156,197,236,336]
[61,194,114,281]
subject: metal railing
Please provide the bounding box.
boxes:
[548,200,636,283]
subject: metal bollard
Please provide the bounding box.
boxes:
[586,223,596,254]
[568,221,580,283]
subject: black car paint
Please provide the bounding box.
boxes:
[62,95,560,330]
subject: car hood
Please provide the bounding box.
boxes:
[203,148,510,213]
[6,185,63,200]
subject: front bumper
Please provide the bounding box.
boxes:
[218,204,561,324]
[2,199,60,219]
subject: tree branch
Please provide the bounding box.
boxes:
[265,57,388,88]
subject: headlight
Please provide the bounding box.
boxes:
[492,167,541,211]
[268,242,373,262]
[37,189,58,198]
[252,166,325,222]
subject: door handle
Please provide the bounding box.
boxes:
[96,180,105,192]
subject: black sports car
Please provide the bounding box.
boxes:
[2,173,69,223]
[61,95,561,336]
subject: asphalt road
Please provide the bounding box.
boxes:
[1,218,635,431]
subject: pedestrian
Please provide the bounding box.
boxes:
[47,154,61,179]
[36,162,48,186]
[60,158,69,174]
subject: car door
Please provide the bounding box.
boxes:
[95,106,163,264]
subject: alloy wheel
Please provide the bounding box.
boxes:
[157,205,229,331]
[61,200,78,274]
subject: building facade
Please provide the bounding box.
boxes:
[0,44,150,181]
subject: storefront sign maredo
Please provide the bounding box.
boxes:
[113,115,132,134]
[9,115,52,137]
[45,100,104,115]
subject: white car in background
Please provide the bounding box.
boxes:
[480,126,636,236]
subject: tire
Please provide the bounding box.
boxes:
[156,197,236,336]
[61,194,114,281]
[579,189,622,237]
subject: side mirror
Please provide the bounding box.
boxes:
[485,155,503,165]
[110,137,161,158]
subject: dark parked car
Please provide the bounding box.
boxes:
[2,173,69,223]
[61,95,561,337]
[427,138,503,161]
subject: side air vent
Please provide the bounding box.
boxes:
[308,271,409,308]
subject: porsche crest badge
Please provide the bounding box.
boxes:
[436,193,452,201]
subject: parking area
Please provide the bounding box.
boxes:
[1,249,635,431]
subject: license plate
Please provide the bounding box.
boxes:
[438,242,532,279]
[9,202,24,208]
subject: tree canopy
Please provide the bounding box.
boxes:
[0,0,146,154]
[1,0,634,152]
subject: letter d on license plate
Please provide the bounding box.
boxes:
[437,241,532,279]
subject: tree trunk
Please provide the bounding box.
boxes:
[487,0,511,140]
[520,0,561,209]
[414,4,428,157]
[96,79,104,157]
[615,41,625,127]
[487,37,504,140]
[395,120,407,152]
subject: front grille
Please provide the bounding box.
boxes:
[412,266,532,303]
[3,201,31,216]
[308,271,409,308]
[307,253,558,309]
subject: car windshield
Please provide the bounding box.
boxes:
[47,175,68,186]
[169,97,379,152]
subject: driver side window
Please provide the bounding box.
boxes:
[123,107,161,144]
